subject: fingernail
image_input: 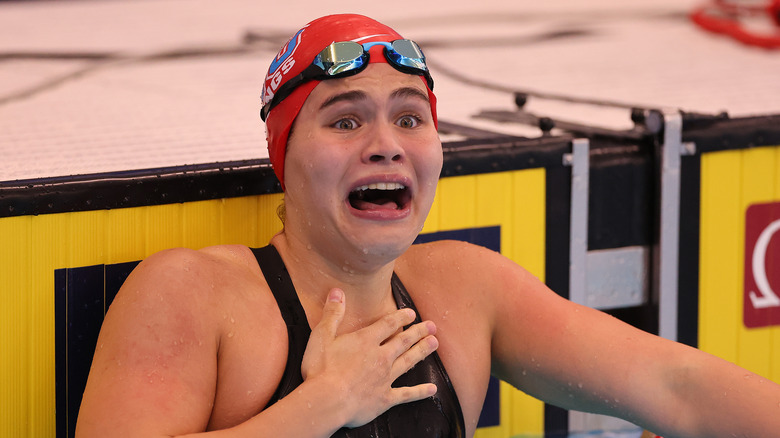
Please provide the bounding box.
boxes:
[328,289,344,303]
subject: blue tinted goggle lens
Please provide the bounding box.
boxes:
[261,39,432,121]
[383,39,428,72]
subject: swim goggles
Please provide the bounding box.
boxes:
[261,39,434,121]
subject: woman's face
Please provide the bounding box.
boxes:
[282,63,443,266]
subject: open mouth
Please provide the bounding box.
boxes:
[348,182,411,211]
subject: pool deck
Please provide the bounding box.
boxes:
[1,0,779,182]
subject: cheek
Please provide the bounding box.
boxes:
[415,137,443,181]
[285,143,346,201]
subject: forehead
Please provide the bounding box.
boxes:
[306,63,429,104]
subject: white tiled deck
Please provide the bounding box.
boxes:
[1,0,779,181]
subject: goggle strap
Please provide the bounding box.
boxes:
[262,39,433,121]
[261,65,320,121]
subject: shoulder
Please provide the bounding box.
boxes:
[399,239,534,286]
[395,239,525,322]
[400,239,494,265]
[397,238,556,343]
[137,244,259,276]
[128,245,262,291]
[111,244,276,327]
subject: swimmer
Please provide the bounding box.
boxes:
[76,14,780,438]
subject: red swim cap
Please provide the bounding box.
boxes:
[261,14,438,189]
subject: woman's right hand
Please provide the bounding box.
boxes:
[301,288,439,428]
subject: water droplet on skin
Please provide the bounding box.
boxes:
[227,331,235,338]
[306,244,312,250]
[230,317,235,324]
[307,402,312,408]
[577,383,583,389]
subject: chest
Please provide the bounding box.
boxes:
[205,284,494,437]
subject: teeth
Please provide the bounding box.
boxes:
[354,182,406,191]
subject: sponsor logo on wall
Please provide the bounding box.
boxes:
[744,201,780,328]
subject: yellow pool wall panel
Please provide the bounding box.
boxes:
[1,168,546,438]
[699,145,780,384]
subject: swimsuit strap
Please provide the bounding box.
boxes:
[251,244,311,405]
[390,272,467,437]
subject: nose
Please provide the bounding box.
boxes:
[361,122,405,164]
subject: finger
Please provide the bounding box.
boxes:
[390,334,439,380]
[364,308,417,344]
[384,320,437,356]
[388,383,438,407]
[314,288,346,340]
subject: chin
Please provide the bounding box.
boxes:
[344,225,419,261]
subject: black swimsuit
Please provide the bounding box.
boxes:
[251,245,466,438]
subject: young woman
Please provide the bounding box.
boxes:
[76,14,780,438]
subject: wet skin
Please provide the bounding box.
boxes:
[76,64,780,438]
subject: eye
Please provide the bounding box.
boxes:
[397,115,420,129]
[333,118,359,130]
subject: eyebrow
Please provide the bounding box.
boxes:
[390,86,430,104]
[319,90,368,111]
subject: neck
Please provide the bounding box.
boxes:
[269,232,398,326]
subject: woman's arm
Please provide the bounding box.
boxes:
[474,244,780,437]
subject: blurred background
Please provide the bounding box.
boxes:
[2,0,779,181]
